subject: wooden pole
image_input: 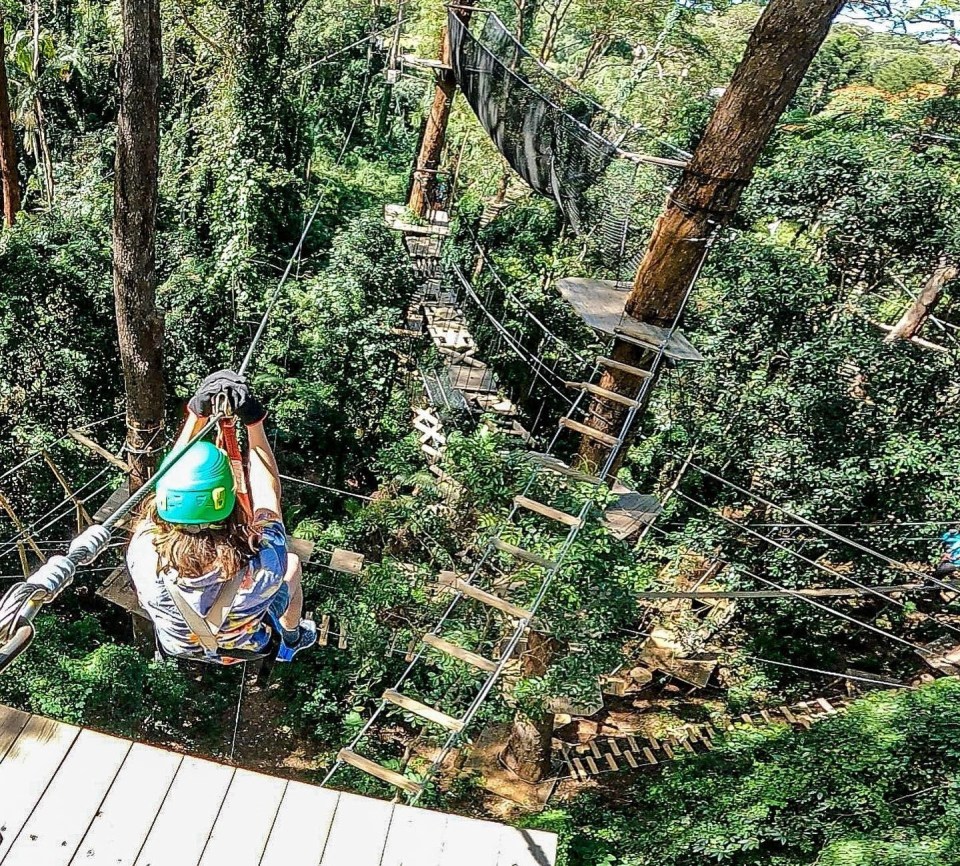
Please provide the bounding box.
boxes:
[41,450,94,531]
[0,16,21,226]
[0,491,44,574]
[113,0,166,489]
[67,429,132,474]
[407,3,475,218]
[578,0,845,467]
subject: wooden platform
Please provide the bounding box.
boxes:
[556,277,704,361]
[602,484,661,540]
[384,203,451,237]
[0,704,557,866]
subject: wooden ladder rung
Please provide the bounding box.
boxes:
[565,381,640,408]
[514,495,582,527]
[490,538,557,569]
[437,571,533,619]
[596,356,653,379]
[337,749,423,795]
[383,689,464,732]
[525,452,603,485]
[422,633,497,673]
[559,417,620,448]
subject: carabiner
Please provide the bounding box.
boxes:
[213,388,234,418]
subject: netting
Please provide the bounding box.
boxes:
[448,9,685,238]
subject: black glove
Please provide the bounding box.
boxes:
[188,370,266,425]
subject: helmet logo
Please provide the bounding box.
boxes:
[212,487,227,510]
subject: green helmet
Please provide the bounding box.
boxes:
[155,441,236,525]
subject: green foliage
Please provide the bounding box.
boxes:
[872,54,940,94]
[0,615,225,737]
[537,680,960,866]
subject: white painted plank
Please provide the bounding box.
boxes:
[439,812,502,866]
[0,706,30,761]
[260,781,340,866]
[0,714,80,861]
[71,742,183,866]
[380,803,448,866]
[199,768,287,866]
[318,791,394,866]
[3,728,132,866]
[495,824,558,866]
[134,756,235,866]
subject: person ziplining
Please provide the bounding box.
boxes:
[125,370,317,664]
[934,526,960,581]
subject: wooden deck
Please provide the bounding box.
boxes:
[0,705,557,866]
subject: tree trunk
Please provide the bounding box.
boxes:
[513,0,537,45]
[578,0,844,467]
[31,0,54,206]
[113,0,165,489]
[34,99,54,205]
[501,713,554,783]
[407,4,475,218]
[885,259,959,343]
[538,0,572,63]
[0,18,21,226]
[500,630,557,783]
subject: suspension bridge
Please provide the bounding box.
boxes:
[0,2,954,861]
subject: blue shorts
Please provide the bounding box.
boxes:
[268,583,291,620]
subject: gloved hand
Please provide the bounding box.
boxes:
[188,370,267,425]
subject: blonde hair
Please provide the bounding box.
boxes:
[142,496,261,580]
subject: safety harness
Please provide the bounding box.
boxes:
[160,389,260,663]
[162,567,247,659]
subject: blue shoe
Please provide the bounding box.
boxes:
[275,619,317,662]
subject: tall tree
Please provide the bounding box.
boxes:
[407,3,475,218]
[579,0,845,467]
[113,0,165,488]
[0,16,21,226]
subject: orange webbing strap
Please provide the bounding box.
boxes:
[217,418,253,524]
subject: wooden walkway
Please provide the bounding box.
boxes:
[0,705,556,866]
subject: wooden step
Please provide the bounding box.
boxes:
[559,417,620,448]
[525,452,604,486]
[337,749,423,795]
[565,381,640,408]
[596,356,653,380]
[383,689,464,732]
[514,495,582,528]
[422,633,497,673]
[438,571,533,619]
[491,538,558,569]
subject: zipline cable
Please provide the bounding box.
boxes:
[662,495,931,653]
[669,485,960,640]
[0,411,125,487]
[671,456,960,598]
[0,13,383,668]
[742,654,914,690]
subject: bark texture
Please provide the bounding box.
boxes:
[885,259,959,343]
[501,713,554,783]
[579,0,844,467]
[500,630,558,783]
[408,4,475,217]
[113,0,165,488]
[0,19,21,226]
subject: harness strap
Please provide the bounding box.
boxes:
[162,567,247,657]
[217,417,254,524]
